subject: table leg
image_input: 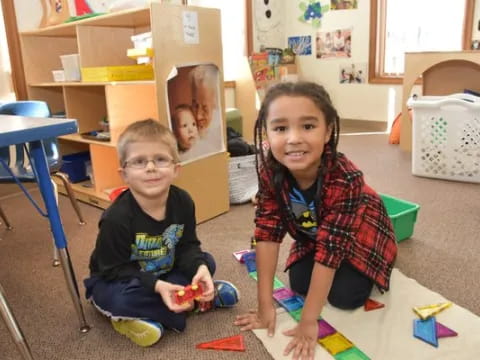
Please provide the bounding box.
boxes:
[29,140,90,333]
[0,283,35,360]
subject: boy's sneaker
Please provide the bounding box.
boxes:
[197,280,240,312]
[111,319,164,347]
[214,280,240,307]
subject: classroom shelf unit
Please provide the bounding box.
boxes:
[20,3,230,222]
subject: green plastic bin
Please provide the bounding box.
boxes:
[380,194,420,243]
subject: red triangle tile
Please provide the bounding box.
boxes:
[364,298,385,311]
[196,334,245,352]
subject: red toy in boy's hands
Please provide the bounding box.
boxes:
[174,283,204,305]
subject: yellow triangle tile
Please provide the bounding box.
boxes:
[413,302,452,320]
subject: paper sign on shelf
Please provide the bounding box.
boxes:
[183,11,199,44]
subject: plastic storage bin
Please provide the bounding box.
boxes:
[408,93,480,183]
[380,194,420,243]
[59,152,91,183]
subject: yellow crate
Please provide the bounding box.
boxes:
[81,64,154,82]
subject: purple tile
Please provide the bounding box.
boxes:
[436,322,458,338]
[318,319,336,339]
[273,288,296,301]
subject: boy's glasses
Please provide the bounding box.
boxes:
[123,157,174,169]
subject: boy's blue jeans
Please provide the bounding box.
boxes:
[84,252,216,332]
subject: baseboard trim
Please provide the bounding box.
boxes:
[340,119,387,133]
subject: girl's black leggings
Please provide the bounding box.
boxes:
[288,251,374,310]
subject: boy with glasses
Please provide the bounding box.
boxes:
[84,119,239,347]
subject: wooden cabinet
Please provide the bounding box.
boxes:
[20,4,230,222]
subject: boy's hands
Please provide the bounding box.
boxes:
[283,319,318,360]
[234,302,276,336]
[191,264,214,302]
[154,280,193,313]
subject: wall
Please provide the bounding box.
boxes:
[254,0,480,125]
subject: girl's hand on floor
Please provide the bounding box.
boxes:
[282,320,318,360]
[154,280,193,313]
[233,304,276,336]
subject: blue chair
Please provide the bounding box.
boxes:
[0,101,85,239]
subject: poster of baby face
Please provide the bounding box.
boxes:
[167,64,225,163]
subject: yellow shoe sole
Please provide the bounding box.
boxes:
[111,319,162,347]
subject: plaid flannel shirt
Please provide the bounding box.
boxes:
[254,152,397,291]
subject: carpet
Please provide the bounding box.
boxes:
[253,269,480,359]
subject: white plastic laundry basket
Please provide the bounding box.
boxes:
[228,154,258,204]
[408,93,480,183]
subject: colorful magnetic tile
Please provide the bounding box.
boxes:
[245,259,257,273]
[273,287,296,301]
[196,334,245,352]
[436,322,458,338]
[318,332,354,355]
[334,346,371,360]
[364,298,384,311]
[289,308,302,321]
[279,295,304,312]
[241,251,256,263]
[413,302,452,320]
[317,319,336,339]
[273,276,285,289]
[248,271,257,280]
[413,317,438,347]
[233,249,251,263]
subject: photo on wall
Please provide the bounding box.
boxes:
[339,63,367,84]
[167,64,224,163]
[331,0,358,10]
[316,28,352,59]
[287,36,312,55]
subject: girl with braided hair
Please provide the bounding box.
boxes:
[234,82,397,359]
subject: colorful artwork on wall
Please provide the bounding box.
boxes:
[339,63,367,84]
[316,28,352,59]
[298,0,330,28]
[331,0,358,10]
[288,36,312,56]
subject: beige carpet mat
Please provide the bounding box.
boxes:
[253,269,480,359]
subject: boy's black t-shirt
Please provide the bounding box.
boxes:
[88,185,207,292]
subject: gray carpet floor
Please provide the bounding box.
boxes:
[0,133,478,360]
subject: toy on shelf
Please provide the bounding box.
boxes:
[196,334,245,352]
[174,283,204,305]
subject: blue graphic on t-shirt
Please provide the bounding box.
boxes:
[130,224,184,276]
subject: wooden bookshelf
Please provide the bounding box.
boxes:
[21,3,230,222]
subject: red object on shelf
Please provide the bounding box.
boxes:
[364,298,385,311]
[174,283,204,305]
[196,334,245,352]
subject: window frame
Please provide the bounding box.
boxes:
[368,0,475,85]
